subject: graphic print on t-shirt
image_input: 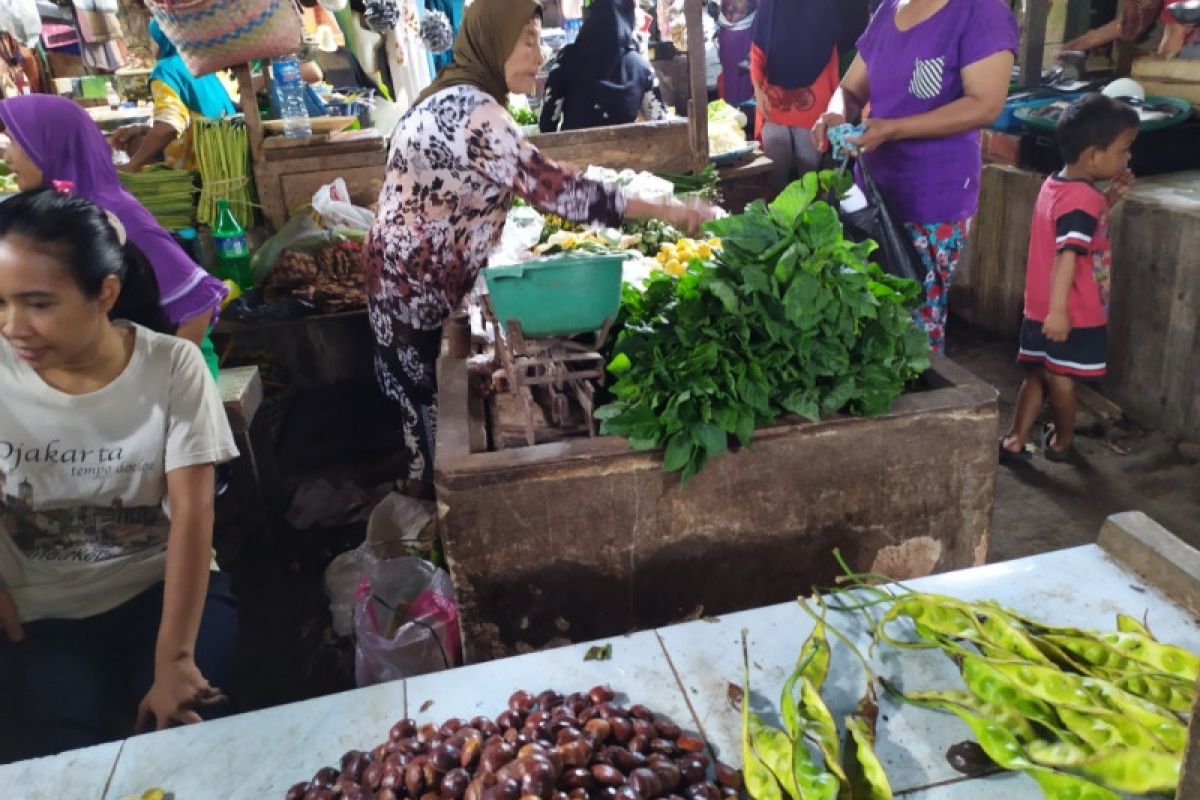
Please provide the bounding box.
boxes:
[0,446,167,563]
[909,56,945,100]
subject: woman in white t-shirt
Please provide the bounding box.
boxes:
[0,189,239,760]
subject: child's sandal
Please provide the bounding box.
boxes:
[998,437,1032,465]
[1041,423,1074,463]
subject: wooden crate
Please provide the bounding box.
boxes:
[1133,57,1200,107]
[233,66,387,230]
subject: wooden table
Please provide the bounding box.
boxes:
[715,149,773,212]
[212,308,372,391]
[86,104,153,132]
[5,512,1198,798]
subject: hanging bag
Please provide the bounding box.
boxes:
[145,0,304,76]
[834,156,924,285]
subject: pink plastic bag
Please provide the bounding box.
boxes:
[353,556,461,686]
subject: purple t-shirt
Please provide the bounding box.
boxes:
[857,0,1018,224]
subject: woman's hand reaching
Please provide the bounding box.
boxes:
[627,196,721,237]
[666,196,720,236]
[136,655,227,731]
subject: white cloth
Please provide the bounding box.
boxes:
[0,324,238,622]
[0,0,41,48]
[385,0,433,110]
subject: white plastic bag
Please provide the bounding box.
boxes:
[325,493,435,637]
[366,491,436,557]
[488,205,546,267]
[324,546,373,637]
[354,556,460,685]
[312,178,375,232]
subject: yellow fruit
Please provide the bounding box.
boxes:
[220,280,242,310]
[697,244,712,259]
[656,250,669,264]
[665,258,683,276]
[707,238,722,249]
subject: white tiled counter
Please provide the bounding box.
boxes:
[4,543,1198,799]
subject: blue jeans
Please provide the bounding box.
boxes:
[0,570,238,763]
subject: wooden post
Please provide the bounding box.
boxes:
[233,63,265,163]
[684,0,708,171]
[1019,0,1049,88]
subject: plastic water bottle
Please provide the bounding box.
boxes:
[271,54,312,139]
[563,18,582,44]
[212,199,253,289]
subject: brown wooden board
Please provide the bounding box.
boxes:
[252,147,387,229]
[527,119,695,174]
[1019,0,1049,88]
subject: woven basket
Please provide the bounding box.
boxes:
[147,0,304,77]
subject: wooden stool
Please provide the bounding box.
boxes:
[218,366,281,535]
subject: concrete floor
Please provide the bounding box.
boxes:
[946,321,1200,563]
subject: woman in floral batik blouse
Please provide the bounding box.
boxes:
[364,0,714,497]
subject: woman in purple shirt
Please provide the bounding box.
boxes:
[813,0,1018,353]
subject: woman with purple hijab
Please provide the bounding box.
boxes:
[0,95,226,376]
[715,0,756,108]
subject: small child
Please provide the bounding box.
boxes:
[1000,94,1139,464]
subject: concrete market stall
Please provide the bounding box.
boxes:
[5,512,1198,799]
[434,351,999,662]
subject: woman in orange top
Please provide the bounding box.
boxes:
[750,0,841,194]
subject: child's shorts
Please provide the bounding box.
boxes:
[1017,317,1107,378]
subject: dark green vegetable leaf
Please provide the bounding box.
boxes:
[583,643,613,661]
[600,172,928,482]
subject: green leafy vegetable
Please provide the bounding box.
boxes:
[583,643,613,661]
[597,171,930,481]
[508,105,538,126]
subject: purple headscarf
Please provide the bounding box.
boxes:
[0,95,226,326]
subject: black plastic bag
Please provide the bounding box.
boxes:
[224,288,316,322]
[834,157,924,285]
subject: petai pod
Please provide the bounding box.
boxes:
[901,688,1037,744]
[741,634,783,800]
[1098,631,1199,682]
[1056,706,1166,753]
[960,657,1064,734]
[1077,748,1181,795]
[1115,613,1154,639]
[748,712,803,799]
[1027,767,1122,800]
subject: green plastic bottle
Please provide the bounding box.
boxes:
[212,199,252,289]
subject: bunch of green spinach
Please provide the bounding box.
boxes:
[594,172,931,482]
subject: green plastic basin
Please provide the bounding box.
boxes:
[484,254,624,337]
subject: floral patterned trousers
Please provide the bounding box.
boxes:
[904,219,971,354]
[372,321,444,484]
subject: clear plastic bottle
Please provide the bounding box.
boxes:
[270,54,312,139]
